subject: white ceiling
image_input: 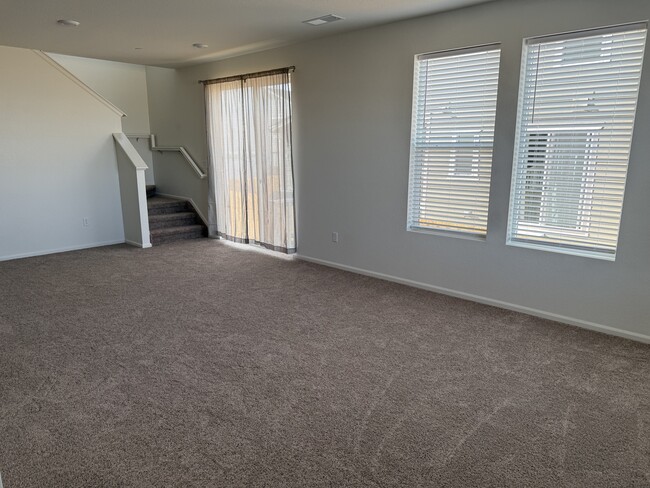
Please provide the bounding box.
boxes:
[0,0,495,68]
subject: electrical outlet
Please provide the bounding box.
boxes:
[332,232,339,243]
[83,218,90,228]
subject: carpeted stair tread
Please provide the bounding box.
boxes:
[149,211,197,222]
[148,203,187,210]
[147,196,188,207]
[147,199,190,215]
[150,224,204,237]
[149,213,198,230]
[146,194,207,245]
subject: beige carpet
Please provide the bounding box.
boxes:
[0,239,648,487]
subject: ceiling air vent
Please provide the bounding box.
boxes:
[303,14,344,26]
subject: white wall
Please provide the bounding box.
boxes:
[49,53,156,185]
[49,53,151,134]
[145,0,650,341]
[0,46,125,260]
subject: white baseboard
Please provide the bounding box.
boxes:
[296,254,650,344]
[0,239,126,262]
[155,192,208,227]
[125,240,152,249]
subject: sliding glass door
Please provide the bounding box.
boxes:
[204,69,295,253]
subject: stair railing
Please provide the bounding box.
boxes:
[127,133,209,227]
[127,134,207,180]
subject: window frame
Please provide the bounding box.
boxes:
[406,43,502,240]
[506,22,647,261]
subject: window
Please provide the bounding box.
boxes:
[407,45,501,237]
[508,23,647,259]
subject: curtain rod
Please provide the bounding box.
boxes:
[199,66,295,85]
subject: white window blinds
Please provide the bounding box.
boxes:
[407,45,501,237]
[508,23,647,259]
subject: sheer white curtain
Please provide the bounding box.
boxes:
[205,70,295,253]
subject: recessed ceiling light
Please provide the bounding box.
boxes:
[193,43,208,49]
[57,19,80,27]
[303,14,344,26]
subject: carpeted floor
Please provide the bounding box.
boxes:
[0,240,648,488]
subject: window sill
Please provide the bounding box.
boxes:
[506,239,616,261]
[407,226,486,242]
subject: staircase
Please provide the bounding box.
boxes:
[146,186,207,245]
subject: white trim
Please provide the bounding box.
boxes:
[113,133,149,170]
[126,133,152,139]
[506,239,616,262]
[408,226,487,242]
[150,135,207,179]
[135,170,152,248]
[296,255,650,344]
[155,192,209,227]
[526,21,648,44]
[125,240,152,249]
[417,42,501,60]
[0,240,125,262]
[33,51,127,117]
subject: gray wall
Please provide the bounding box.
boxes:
[145,66,209,218]
[145,0,650,340]
[0,46,125,261]
[49,53,157,185]
[49,53,152,135]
